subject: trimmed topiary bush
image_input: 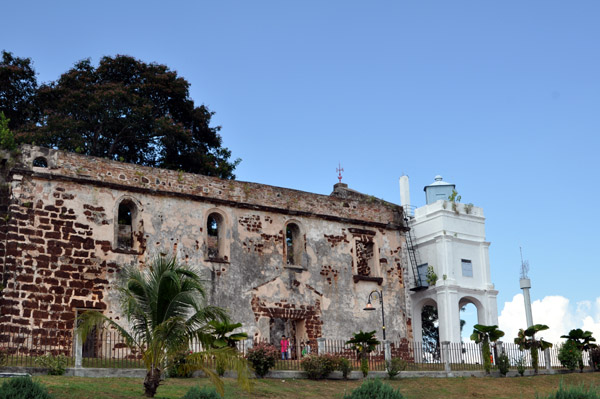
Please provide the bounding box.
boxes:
[515,355,526,376]
[338,357,352,380]
[34,354,68,376]
[246,342,278,378]
[558,341,582,372]
[0,376,53,399]
[343,378,403,399]
[301,354,339,380]
[386,357,407,379]
[496,352,510,376]
[181,386,221,399]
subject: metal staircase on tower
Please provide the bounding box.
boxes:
[403,205,428,291]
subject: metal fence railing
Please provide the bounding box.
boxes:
[0,325,596,373]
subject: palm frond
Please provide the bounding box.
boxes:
[187,348,252,396]
[76,310,139,352]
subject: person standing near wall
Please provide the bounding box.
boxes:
[280,335,289,360]
[302,340,311,357]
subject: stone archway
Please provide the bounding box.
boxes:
[250,277,323,357]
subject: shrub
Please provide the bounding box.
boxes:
[496,353,510,376]
[246,342,278,378]
[181,386,221,399]
[301,354,339,380]
[590,348,600,371]
[540,381,600,399]
[168,351,193,378]
[338,357,352,379]
[558,341,582,372]
[343,378,403,399]
[0,376,53,399]
[386,357,407,379]
[34,354,68,376]
[515,356,526,376]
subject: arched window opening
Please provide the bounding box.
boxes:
[355,239,375,277]
[117,201,134,249]
[460,303,478,342]
[33,157,48,168]
[286,223,300,265]
[349,229,381,284]
[207,213,222,260]
[284,222,305,268]
[421,304,440,361]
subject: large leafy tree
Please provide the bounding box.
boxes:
[560,329,597,372]
[18,54,239,178]
[514,324,553,374]
[470,324,504,374]
[77,255,250,397]
[0,51,38,130]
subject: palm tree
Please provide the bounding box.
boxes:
[514,324,553,374]
[346,330,380,377]
[207,319,249,376]
[208,320,249,349]
[560,329,598,372]
[470,324,504,374]
[77,255,250,397]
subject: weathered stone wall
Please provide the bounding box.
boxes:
[0,145,413,351]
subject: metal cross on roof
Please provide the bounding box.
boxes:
[336,162,344,183]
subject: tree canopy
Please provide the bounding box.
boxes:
[0,51,38,130]
[0,52,240,178]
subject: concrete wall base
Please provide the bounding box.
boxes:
[0,366,596,379]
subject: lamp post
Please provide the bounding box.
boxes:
[363,290,386,340]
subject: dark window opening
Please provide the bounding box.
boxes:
[117,202,134,249]
[207,213,222,259]
[33,157,48,168]
[286,223,302,265]
[77,310,99,358]
[82,326,98,358]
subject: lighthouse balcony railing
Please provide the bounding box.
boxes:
[402,205,416,219]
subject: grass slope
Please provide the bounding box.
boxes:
[30,373,600,399]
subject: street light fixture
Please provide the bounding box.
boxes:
[363,290,386,340]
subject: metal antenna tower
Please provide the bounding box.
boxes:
[519,247,534,327]
[520,247,529,279]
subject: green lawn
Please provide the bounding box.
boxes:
[17,372,600,399]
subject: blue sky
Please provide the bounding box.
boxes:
[4,1,599,342]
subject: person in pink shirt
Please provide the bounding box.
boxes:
[280,335,289,360]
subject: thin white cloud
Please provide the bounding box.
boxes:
[498,294,600,344]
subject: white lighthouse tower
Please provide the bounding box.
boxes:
[401,175,499,343]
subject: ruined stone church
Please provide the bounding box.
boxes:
[0,145,414,355]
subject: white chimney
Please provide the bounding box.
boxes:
[399,175,411,210]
